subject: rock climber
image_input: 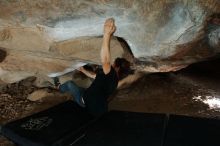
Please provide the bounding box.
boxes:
[53,18,131,116]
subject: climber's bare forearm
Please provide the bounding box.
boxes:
[101,34,111,74]
[78,67,96,79]
[101,18,116,74]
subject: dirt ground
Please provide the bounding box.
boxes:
[1,59,220,146]
[0,77,72,146]
[110,72,220,118]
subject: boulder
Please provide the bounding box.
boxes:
[27,89,52,101]
[0,0,219,84]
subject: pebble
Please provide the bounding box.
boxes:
[0,77,38,123]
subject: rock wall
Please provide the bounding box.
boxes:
[0,0,219,84]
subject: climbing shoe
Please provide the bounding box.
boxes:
[53,77,60,87]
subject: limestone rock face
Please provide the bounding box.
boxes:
[0,0,220,84]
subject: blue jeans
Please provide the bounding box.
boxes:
[59,81,85,107]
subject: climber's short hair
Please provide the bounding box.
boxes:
[114,57,132,80]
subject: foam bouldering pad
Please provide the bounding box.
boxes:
[74,111,167,146]
[1,101,94,146]
[164,115,220,146]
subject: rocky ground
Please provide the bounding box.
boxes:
[110,58,220,118]
[0,77,71,146]
[110,72,220,118]
[1,59,220,146]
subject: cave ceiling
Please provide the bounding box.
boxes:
[0,0,219,84]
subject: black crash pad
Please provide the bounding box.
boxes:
[3,102,220,146]
[1,101,94,146]
[74,111,167,146]
[164,115,220,146]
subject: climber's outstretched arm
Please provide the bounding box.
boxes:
[100,18,116,74]
[78,66,96,79]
